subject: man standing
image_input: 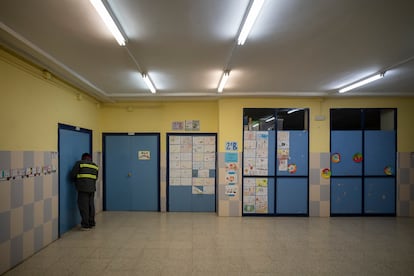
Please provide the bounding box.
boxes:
[70,153,99,230]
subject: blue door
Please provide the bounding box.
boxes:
[58,124,92,236]
[276,131,309,215]
[331,131,363,176]
[104,134,159,211]
[364,177,395,214]
[331,178,362,214]
[276,177,308,214]
[364,130,396,214]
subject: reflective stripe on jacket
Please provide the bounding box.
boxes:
[77,173,97,180]
[71,160,99,192]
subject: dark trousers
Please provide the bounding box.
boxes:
[77,191,95,228]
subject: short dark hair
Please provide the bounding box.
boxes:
[81,153,92,160]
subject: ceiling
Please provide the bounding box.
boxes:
[1,0,414,102]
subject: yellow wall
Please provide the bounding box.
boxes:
[0,48,101,151]
[2,46,414,153]
[100,101,218,151]
[217,97,414,153]
[218,98,328,152]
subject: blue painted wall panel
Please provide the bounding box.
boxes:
[331,178,362,214]
[191,194,216,212]
[169,186,192,211]
[267,131,276,176]
[276,177,308,214]
[364,131,396,176]
[364,177,395,214]
[331,131,363,176]
[277,131,308,176]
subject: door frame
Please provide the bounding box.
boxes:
[102,132,161,211]
[329,108,397,216]
[58,123,92,236]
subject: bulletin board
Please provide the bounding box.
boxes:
[242,130,309,215]
[167,133,217,212]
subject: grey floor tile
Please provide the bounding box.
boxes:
[3,212,414,276]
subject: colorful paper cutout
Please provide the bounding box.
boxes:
[384,166,392,175]
[331,153,341,163]
[321,168,331,179]
[353,152,363,163]
[288,164,297,174]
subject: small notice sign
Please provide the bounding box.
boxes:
[138,151,150,160]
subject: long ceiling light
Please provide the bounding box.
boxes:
[217,71,230,93]
[338,73,385,93]
[142,74,156,93]
[287,108,302,114]
[90,0,126,46]
[237,0,265,45]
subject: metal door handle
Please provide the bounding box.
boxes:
[128,173,132,177]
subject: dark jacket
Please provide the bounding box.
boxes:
[70,159,99,192]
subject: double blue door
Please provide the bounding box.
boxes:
[104,134,159,211]
[58,124,92,236]
[330,130,396,215]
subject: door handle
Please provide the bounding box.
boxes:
[128,173,132,177]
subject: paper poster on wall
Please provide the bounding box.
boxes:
[169,135,216,196]
[225,141,238,151]
[243,177,268,214]
[192,185,215,194]
[255,178,268,213]
[225,185,238,197]
[185,120,200,131]
[255,195,268,213]
[243,196,255,213]
[277,131,290,171]
[279,159,288,171]
[172,121,184,130]
[138,151,150,160]
[225,170,237,184]
[243,131,269,175]
[225,152,238,163]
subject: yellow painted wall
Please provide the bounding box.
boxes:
[218,98,327,152]
[217,97,414,153]
[2,46,413,154]
[0,48,101,151]
[100,101,219,151]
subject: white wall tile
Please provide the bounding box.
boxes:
[22,229,34,259]
[34,200,44,228]
[0,240,10,274]
[23,177,35,205]
[0,181,11,213]
[10,207,23,239]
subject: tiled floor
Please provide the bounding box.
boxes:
[4,212,414,276]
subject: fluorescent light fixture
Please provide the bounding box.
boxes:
[142,74,156,93]
[90,0,126,46]
[252,122,259,128]
[287,108,302,114]
[218,71,230,93]
[237,0,265,45]
[338,73,385,93]
[265,116,275,122]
